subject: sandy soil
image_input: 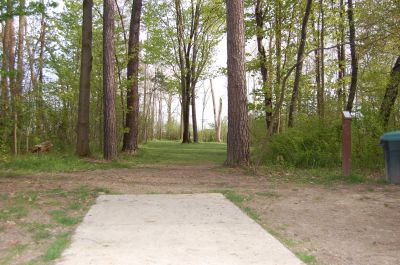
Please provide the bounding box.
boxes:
[0,164,399,265]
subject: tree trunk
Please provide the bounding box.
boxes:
[380,56,400,128]
[122,0,143,153]
[288,0,313,127]
[255,0,271,128]
[103,0,117,160]
[345,0,358,112]
[210,79,222,142]
[319,0,325,118]
[225,0,250,166]
[76,0,93,157]
[14,0,26,155]
[191,84,198,143]
[337,0,346,110]
[1,0,15,147]
[174,0,190,143]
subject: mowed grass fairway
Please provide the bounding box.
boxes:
[0,141,227,177]
[136,141,227,164]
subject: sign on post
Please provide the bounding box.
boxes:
[342,111,352,176]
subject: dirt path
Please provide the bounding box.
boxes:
[1,164,400,265]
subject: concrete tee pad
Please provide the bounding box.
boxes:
[57,194,304,265]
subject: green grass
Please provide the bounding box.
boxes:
[0,206,28,220]
[23,222,52,241]
[0,244,28,265]
[134,141,226,165]
[0,141,227,176]
[42,233,71,262]
[296,252,318,264]
[49,210,80,226]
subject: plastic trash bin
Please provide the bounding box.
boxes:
[380,131,400,184]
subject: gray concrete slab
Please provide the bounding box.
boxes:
[56,194,304,265]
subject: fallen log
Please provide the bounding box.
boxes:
[31,141,53,153]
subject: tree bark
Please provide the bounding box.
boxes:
[210,79,222,142]
[225,0,250,166]
[319,0,325,118]
[345,0,358,112]
[76,0,93,157]
[103,0,117,160]
[1,0,15,147]
[255,0,271,129]
[123,0,143,153]
[288,0,313,127]
[337,0,346,109]
[380,56,400,128]
[14,0,26,155]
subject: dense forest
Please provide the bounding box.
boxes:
[0,0,399,168]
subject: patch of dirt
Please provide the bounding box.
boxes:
[0,164,399,265]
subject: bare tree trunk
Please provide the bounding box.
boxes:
[225,0,249,166]
[336,0,346,110]
[158,90,163,139]
[37,13,47,138]
[345,0,358,112]
[255,0,271,129]
[201,81,209,135]
[123,0,143,153]
[210,79,222,142]
[167,92,172,139]
[319,0,325,118]
[191,85,198,142]
[174,0,190,143]
[380,56,400,128]
[312,4,324,119]
[1,0,15,147]
[141,64,147,141]
[103,0,117,160]
[288,0,313,127]
[14,0,26,155]
[76,0,93,157]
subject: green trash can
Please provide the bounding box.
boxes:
[380,131,400,184]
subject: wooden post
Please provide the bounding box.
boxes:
[342,111,352,176]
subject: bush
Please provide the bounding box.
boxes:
[253,115,385,169]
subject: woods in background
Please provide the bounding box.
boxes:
[0,0,399,168]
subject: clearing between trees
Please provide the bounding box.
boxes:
[0,141,399,265]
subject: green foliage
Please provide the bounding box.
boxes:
[254,114,385,170]
[24,222,52,241]
[49,210,80,226]
[295,252,317,264]
[0,206,28,220]
[135,141,227,165]
[255,118,342,168]
[42,233,71,262]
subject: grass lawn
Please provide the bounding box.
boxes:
[0,141,227,177]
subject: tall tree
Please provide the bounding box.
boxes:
[76,0,93,157]
[288,0,313,127]
[225,0,250,166]
[14,0,26,155]
[380,56,400,128]
[103,0,117,160]
[122,0,143,153]
[336,0,346,109]
[255,0,272,128]
[210,79,222,142]
[345,0,358,112]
